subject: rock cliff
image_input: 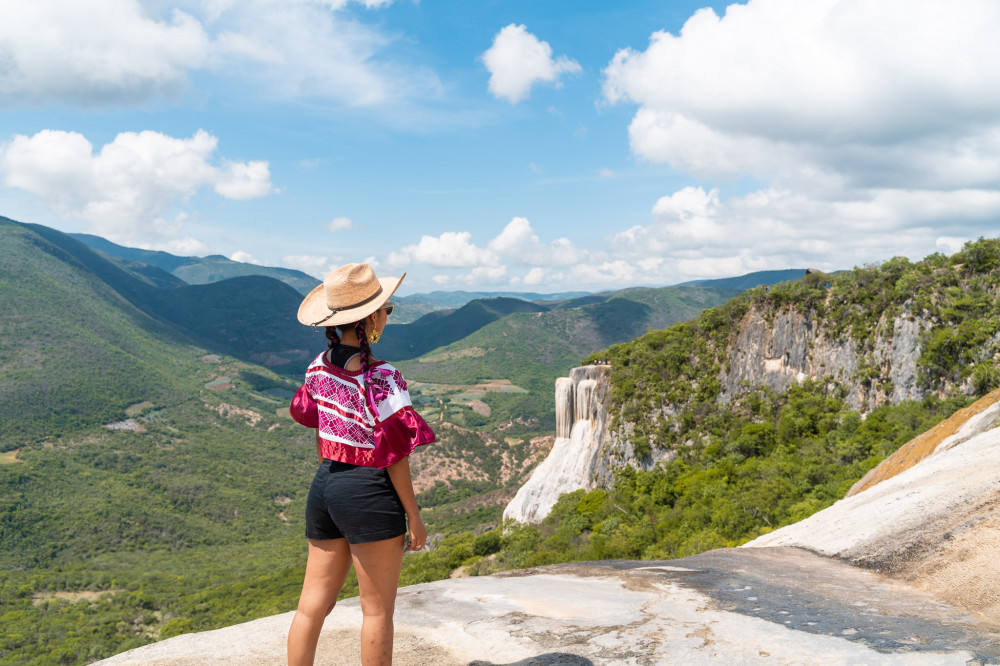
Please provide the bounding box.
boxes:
[506,293,968,523]
[721,304,929,411]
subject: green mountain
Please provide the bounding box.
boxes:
[71,232,321,295]
[391,289,588,324]
[399,285,740,396]
[10,221,319,390]
[682,268,807,290]
[378,296,550,360]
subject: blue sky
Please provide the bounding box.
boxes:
[2,0,1000,294]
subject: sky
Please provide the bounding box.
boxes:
[2,0,1000,295]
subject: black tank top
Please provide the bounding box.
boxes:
[327,344,362,369]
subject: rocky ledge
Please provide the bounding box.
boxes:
[95,547,998,665]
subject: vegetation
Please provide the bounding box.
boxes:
[482,387,970,570]
[592,238,1000,455]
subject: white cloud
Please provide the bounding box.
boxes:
[604,0,1000,186]
[151,236,210,256]
[282,254,330,278]
[328,216,355,232]
[0,128,273,242]
[482,24,581,104]
[385,231,499,268]
[0,0,210,106]
[229,250,262,264]
[453,265,508,285]
[523,267,547,285]
[488,217,583,266]
[597,0,1000,283]
[0,0,438,108]
[210,0,441,107]
[596,168,616,180]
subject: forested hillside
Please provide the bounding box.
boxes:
[474,240,1000,572]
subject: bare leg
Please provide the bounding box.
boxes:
[351,535,405,666]
[288,538,353,666]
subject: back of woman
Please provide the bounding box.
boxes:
[286,263,435,666]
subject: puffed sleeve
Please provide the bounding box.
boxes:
[289,384,319,428]
[370,365,435,468]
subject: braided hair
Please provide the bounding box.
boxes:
[325,326,340,349]
[353,320,391,415]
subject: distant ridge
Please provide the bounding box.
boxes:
[71,232,321,295]
[393,290,588,323]
[681,268,808,291]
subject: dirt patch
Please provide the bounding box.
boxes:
[472,379,529,393]
[214,403,263,427]
[0,449,22,464]
[200,354,221,363]
[205,377,233,390]
[467,400,491,417]
[34,589,125,605]
[422,346,487,362]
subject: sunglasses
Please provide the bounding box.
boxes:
[382,301,394,317]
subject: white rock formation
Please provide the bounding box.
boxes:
[503,365,609,523]
[93,551,1000,665]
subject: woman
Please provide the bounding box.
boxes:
[287,263,435,666]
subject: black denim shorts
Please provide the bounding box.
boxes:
[304,459,406,544]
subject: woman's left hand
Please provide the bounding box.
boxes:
[407,515,426,551]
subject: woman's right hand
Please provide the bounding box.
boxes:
[407,515,426,551]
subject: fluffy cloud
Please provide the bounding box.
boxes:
[0,0,436,108]
[385,231,499,268]
[0,129,273,242]
[600,0,1000,280]
[488,217,583,266]
[482,24,581,104]
[604,0,1000,183]
[283,254,331,278]
[229,250,262,264]
[0,0,209,106]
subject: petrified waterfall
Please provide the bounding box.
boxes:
[504,365,609,524]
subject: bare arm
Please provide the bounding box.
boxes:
[315,430,323,463]
[386,457,426,551]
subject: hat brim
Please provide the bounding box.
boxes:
[297,273,405,327]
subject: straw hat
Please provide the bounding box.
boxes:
[297,263,404,327]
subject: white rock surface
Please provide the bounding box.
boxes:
[504,366,609,523]
[745,423,1000,623]
[94,551,999,666]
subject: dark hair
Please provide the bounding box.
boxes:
[324,320,385,414]
[325,326,340,348]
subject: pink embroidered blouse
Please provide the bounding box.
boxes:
[288,351,435,468]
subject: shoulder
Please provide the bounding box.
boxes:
[374,362,407,384]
